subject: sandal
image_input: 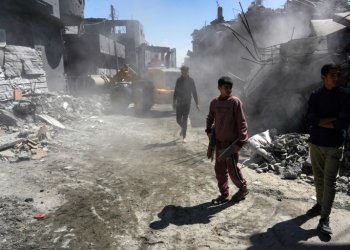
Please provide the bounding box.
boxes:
[211,195,229,205]
[231,187,249,202]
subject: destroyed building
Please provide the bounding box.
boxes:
[63,18,127,92]
[63,17,177,92]
[188,0,350,132]
[0,0,176,100]
[0,0,85,102]
[189,0,350,172]
[0,1,178,156]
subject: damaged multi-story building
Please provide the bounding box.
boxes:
[63,16,177,92]
[0,0,176,99]
[189,0,350,132]
[0,0,85,101]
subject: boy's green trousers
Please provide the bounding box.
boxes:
[309,143,343,218]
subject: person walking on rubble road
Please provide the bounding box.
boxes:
[173,65,200,143]
[305,64,350,235]
[206,76,249,205]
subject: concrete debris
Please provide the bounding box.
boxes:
[17,150,31,161]
[18,130,33,138]
[30,93,106,123]
[0,132,25,151]
[188,2,350,133]
[0,109,22,127]
[0,93,106,162]
[9,137,48,162]
[31,148,48,160]
[310,19,346,36]
[244,132,350,195]
[13,101,36,116]
[38,114,66,129]
[27,138,39,149]
[62,102,69,110]
[0,149,15,158]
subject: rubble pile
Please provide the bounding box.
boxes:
[0,92,108,163]
[18,93,107,123]
[0,125,51,162]
[246,133,310,178]
[245,133,350,195]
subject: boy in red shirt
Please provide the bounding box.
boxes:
[206,76,249,204]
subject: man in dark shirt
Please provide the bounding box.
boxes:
[305,64,350,235]
[173,66,199,142]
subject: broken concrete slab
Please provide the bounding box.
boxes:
[31,148,48,160]
[0,149,15,158]
[0,45,48,102]
[0,109,22,127]
[0,132,25,150]
[27,141,39,149]
[38,114,65,129]
[311,19,346,36]
[4,45,45,78]
[333,12,350,27]
[18,150,31,161]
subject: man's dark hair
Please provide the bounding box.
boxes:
[321,64,339,76]
[180,65,189,71]
[218,76,234,87]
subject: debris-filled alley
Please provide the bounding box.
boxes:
[1,0,350,249]
[1,103,350,249]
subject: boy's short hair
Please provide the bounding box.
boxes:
[218,76,234,87]
[321,64,339,76]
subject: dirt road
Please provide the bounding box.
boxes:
[1,104,350,250]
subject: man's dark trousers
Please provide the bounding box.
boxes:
[176,103,191,138]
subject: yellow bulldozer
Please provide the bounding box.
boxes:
[109,65,180,114]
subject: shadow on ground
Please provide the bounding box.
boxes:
[138,109,175,118]
[150,201,236,230]
[143,139,179,150]
[104,106,175,118]
[248,214,350,249]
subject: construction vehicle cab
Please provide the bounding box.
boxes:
[145,67,179,104]
[108,64,180,113]
[132,66,180,114]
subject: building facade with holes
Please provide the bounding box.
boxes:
[0,0,84,101]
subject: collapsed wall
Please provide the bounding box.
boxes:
[0,0,75,102]
[189,1,350,172]
[0,46,47,101]
[188,1,350,132]
[188,4,315,128]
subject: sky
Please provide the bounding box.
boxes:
[85,0,287,66]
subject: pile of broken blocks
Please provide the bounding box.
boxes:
[0,92,106,163]
[0,125,50,162]
[244,133,350,195]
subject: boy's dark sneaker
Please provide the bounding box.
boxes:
[231,186,249,202]
[211,195,229,205]
[317,216,332,234]
[306,203,321,217]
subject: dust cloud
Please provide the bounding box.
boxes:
[188,0,350,132]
